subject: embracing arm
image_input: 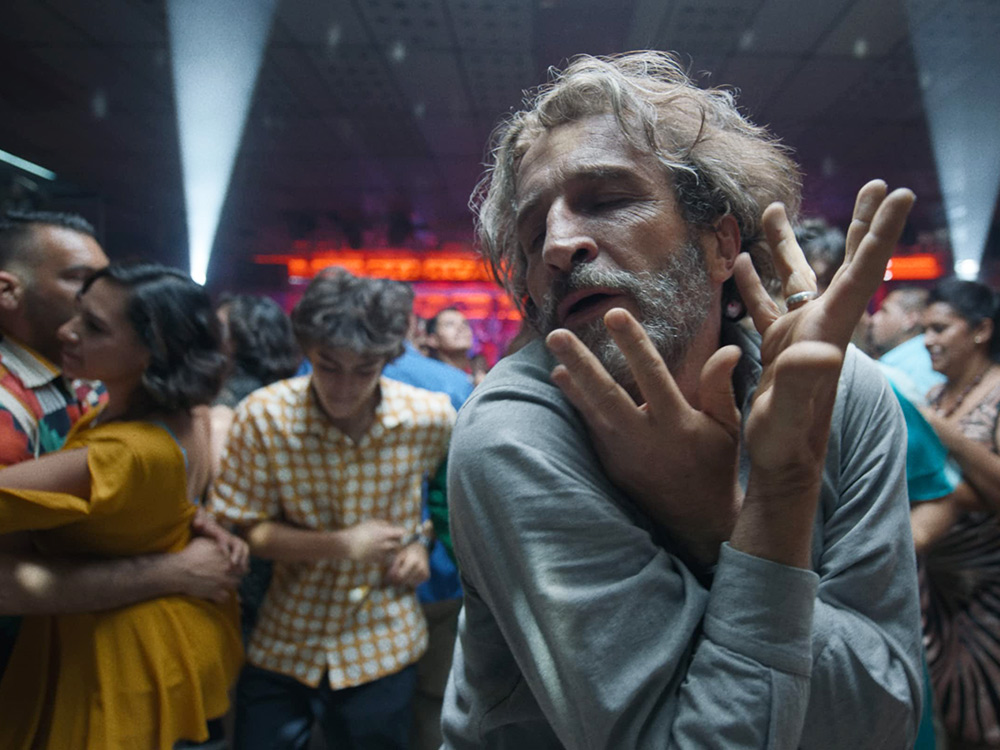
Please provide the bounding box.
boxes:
[0,533,242,615]
[0,447,91,498]
[245,519,406,564]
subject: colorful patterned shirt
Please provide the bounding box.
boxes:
[0,334,105,677]
[0,336,104,466]
[210,376,454,689]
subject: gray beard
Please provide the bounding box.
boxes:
[536,242,713,388]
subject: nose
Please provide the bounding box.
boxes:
[541,200,598,274]
[57,318,79,345]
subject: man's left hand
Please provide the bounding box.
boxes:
[383,542,430,589]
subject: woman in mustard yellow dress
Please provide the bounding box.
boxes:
[0,264,243,749]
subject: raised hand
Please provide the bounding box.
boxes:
[730,180,915,567]
[741,180,915,366]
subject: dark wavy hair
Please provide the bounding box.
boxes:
[82,263,226,411]
[291,269,409,361]
[218,294,300,384]
[928,278,1000,360]
[0,210,96,269]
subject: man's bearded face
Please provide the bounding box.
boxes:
[536,239,713,386]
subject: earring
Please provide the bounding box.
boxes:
[975,337,984,344]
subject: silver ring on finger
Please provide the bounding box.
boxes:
[785,290,819,310]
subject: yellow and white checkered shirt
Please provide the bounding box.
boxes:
[210,375,455,689]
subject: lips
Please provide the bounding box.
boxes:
[557,287,630,329]
[60,349,81,373]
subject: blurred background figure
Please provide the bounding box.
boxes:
[870,287,944,396]
[795,217,845,293]
[210,294,301,648]
[795,216,872,351]
[919,278,1000,750]
[425,307,474,380]
[214,294,301,410]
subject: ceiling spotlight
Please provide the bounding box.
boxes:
[956,258,980,279]
[91,90,108,120]
[327,24,342,49]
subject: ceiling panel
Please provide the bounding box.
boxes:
[742,0,856,55]
[0,1,92,43]
[819,0,910,57]
[386,49,472,121]
[449,0,533,52]
[273,0,369,46]
[355,0,453,50]
[766,57,868,120]
[39,0,165,45]
[652,0,757,57]
[305,45,405,115]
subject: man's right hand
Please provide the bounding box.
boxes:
[345,520,406,564]
[546,318,743,567]
[169,536,245,603]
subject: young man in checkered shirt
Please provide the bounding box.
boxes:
[211,270,455,750]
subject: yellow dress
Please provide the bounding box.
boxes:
[0,414,242,749]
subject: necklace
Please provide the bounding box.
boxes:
[931,362,994,418]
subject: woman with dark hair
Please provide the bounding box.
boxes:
[210,295,300,644]
[0,264,243,749]
[920,278,1000,749]
[214,294,301,408]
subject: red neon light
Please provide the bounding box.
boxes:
[883,254,944,281]
[254,248,492,283]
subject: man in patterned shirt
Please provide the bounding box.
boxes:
[212,269,455,750]
[0,210,247,679]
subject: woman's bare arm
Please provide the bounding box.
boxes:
[0,448,91,498]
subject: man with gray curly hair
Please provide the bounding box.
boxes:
[212,270,456,749]
[442,52,923,748]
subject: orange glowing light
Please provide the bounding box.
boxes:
[253,247,493,283]
[883,254,944,281]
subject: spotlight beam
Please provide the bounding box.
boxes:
[906,0,1000,279]
[167,0,278,284]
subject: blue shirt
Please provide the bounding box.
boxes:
[384,342,474,412]
[880,334,944,399]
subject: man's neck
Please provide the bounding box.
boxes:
[436,350,469,372]
[673,307,725,409]
[323,391,380,444]
[0,331,60,372]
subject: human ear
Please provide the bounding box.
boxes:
[703,215,741,283]
[0,271,24,312]
[973,317,993,347]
